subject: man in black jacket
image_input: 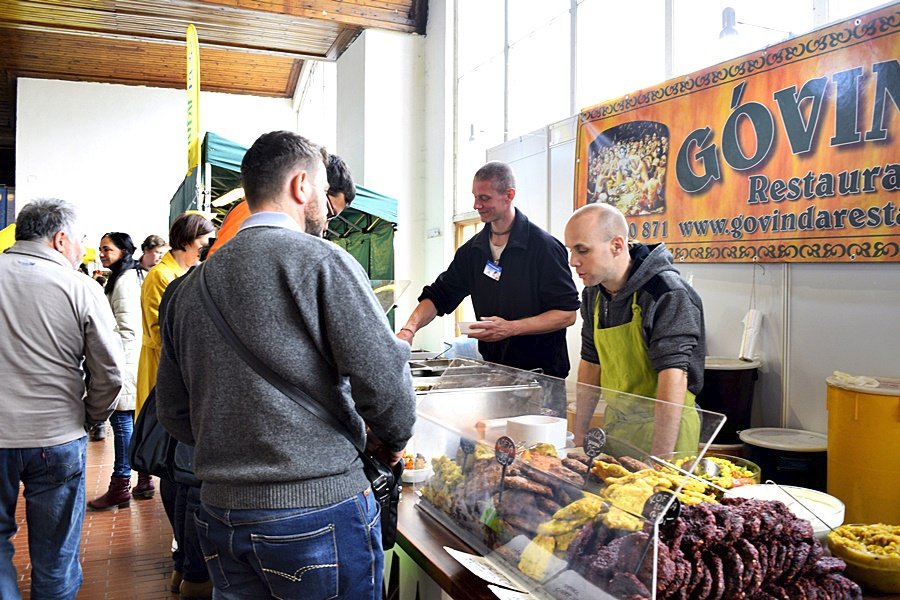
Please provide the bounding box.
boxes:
[398,161,580,383]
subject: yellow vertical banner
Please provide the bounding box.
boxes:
[186,24,200,175]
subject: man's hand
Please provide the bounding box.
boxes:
[396,327,415,344]
[365,429,405,467]
[466,316,517,342]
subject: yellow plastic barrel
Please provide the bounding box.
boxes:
[826,375,900,524]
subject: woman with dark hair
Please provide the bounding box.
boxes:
[87,232,143,510]
[135,212,215,597]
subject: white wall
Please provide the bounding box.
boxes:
[488,122,900,435]
[16,78,294,249]
[335,28,436,343]
[294,61,337,152]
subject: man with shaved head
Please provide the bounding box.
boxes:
[565,203,705,455]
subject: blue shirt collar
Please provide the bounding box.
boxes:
[238,211,303,234]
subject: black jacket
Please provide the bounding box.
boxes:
[420,209,580,378]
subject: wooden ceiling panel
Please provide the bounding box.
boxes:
[0,0,426,152]
[0,29,299,96]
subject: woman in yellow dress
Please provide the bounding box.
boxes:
[132,212,214,499]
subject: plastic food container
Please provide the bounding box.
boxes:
[696,357,760,443]
[827,524,900,594]
[725,484,844,543]
[826,375,900,524]
[739,428,827,491]
[657,452,761,490]
[506,415,567,451]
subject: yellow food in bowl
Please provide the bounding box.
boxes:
[828,523,900,593]
[659,453,761,490]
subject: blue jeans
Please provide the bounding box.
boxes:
[195,491,382,599]
[109,410,133,478]
[161,478,208,582]
[0,437,87,600]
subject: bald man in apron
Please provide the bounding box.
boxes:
[565,204,706,455]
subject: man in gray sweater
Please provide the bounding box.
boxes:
[156,131,416,599]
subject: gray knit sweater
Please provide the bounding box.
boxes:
[156,223,416,510]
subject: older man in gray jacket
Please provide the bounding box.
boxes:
[0,199,123,600]
[157,131,416,600]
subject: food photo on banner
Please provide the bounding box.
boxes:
[574,3,900,263]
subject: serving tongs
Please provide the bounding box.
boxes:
[408,342,453,373]
[649,455,729,494]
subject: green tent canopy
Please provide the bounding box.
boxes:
[168,131,398,291]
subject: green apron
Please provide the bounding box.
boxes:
[593,293,700,454]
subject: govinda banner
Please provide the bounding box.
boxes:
[575,4,900,263]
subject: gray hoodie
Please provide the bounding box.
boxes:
[579,243,706,395]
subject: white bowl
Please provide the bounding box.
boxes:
[506,415,567,450]
[724,484,844,542]
[401,467,432,483]
[458,321,481,334]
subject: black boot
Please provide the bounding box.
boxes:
[89,422,107,441]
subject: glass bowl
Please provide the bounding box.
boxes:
[655,452,762,490]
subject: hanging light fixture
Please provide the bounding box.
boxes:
[720,7,739,38]
[719,6,792,40]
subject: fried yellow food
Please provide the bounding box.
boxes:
[552,494,605,522]
[518,534,556,580]
[591,460,631,480]
[604,506,644,531]
[554,530,579,552]
[537,518,589,537]
[525,443,558,458]
[598,467,717,526]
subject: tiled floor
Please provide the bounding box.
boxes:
[10,430,177,599]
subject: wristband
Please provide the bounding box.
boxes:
[399,327,415,335]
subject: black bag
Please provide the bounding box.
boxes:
[363,452,404,549]
[128,387,201,487]
[168,437,202,487]
[198,265,403,550]
[128,388,171,479]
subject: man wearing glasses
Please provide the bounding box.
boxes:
[207,153,356,256]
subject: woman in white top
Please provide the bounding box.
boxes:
[88,232,143,510]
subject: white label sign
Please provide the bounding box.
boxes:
[443,546,526,592]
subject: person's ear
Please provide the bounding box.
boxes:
[289,170,308,205]
[51,230,67,253]
[506,187,516,203]
[611,235,627,256]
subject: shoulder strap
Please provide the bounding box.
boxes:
[197,263,367,458]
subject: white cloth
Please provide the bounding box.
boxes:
[832,370,879,388]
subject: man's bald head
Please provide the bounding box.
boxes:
[565,203,631,289]
[569,203,629,243]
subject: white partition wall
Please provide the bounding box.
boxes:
[16,78,294,247]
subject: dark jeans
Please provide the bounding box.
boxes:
[195,491,382,599]
[0,437,87,600]
[160,478,208,582]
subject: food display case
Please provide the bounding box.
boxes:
[404,359,865,599]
